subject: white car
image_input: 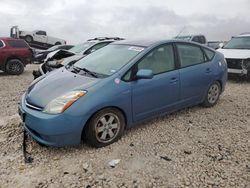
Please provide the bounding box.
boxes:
[19,30,66,47]
[217,33,250,77]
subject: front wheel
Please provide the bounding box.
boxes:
[5,59,24,75]
[202,81,221,107]
[84,108,125,148]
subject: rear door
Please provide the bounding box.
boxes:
[128,44,180,121]
[176,43,214,106]
[7,40,32,62]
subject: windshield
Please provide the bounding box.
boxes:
[73,44,144,76]
[69,42,95,54]
[223,37,250,49]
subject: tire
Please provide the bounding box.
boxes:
[5,59,24,75]
[25,35,33,43]
[55,42,61,45]
[84,108,125,148]
[202,81,221,107]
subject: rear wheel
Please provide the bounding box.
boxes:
[25,35,33,43]
[5,59,24,75]
[84,108,125,148]
[202,81,221,107]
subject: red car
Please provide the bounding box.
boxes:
[0,38,33,75]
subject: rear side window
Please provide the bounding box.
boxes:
[0,40,4,48]
[8,40,29,48]
[192,36,200,43]
[203,48,215,61]
[200,36,206,44]
[177,44,205,68]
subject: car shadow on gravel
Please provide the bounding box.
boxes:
[228,74,250,83]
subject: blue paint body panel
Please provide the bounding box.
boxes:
[19,40,227,147]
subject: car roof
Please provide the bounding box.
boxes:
[112,39,208,48]
[0,37,25,41]
[87,37,125,43]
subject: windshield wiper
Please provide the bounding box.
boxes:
[73,66,98,78]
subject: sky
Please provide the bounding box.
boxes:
[0,0,249,44]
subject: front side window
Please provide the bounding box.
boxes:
[177,44,205,68]
[73,44,144,76]
[36,31,46,35]
[137,45,175,75]
[123,44,175,81]
[223,37,250,49]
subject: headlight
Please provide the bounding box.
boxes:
[47,59,64,67]
[44,90,86,114]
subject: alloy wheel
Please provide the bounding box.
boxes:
[208,84,220,104]
[95,113,121,143]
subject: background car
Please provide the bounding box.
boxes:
[217,33,250,78]
[208,41,226,50]
[19,39,227,148]
[33,37,124,79]
[175,34,207,45]
[0,38,33,75]
[10,26,67,49]
[34,44,74,63]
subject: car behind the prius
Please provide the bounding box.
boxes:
[19,39,227,147]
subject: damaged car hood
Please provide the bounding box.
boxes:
[44,49,76,62]
[61,54,85,66]
[26,68,100,108]
[217,48,250,59]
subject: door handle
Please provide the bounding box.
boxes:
[206,68,212,73]
[170,77,178,84]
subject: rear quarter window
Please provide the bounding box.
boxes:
[8,40,29,48]
[204,48,215,61]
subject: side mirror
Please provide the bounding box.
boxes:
[136,69,153,80]
[219,42,224,49]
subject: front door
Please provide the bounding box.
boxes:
[130,44,180,122]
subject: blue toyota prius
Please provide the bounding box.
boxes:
[19,40,227,147]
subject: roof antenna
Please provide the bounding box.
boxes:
[176,26,186,37]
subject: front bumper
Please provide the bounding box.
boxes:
[228,68,248,75]
[18,94,87,147]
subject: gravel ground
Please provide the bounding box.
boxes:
[0,64,249,188]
